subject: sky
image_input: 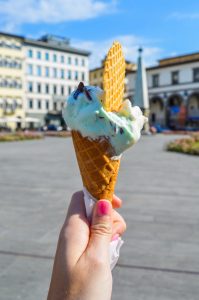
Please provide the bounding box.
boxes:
[0,0,199,68]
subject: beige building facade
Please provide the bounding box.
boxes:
[0,32,25,130]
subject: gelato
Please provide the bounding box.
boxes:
[63,84,147,157]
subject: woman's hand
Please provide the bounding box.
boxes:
[47,191,126,300]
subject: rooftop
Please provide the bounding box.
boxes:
[25,34,90,56]
[147,51,199,70]
[159,51,199,66]
[0,31,24,40]
[0,32,90,56]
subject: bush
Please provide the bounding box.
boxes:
[0,132,44,142]
[167,133,199,156]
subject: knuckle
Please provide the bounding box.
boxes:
[71,190,83,202]
[91,223,112,236]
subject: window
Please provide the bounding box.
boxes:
[152,74,159,87]
[61,86,64,95]
[61,69,64,79]
[38,100,41,109]
[61,55,64,63]
[45,67,49,77]
[27,64,33,75]
[29,99,33,109]
[13,100,18,109]
[53,102,57,111]
[28,49,33,58]
[68,70,72,80]
[81,72,85,81]
[193,68,199,82]
[53,54,57,62]
[68,56,71,65]
[3,79,8,87]
[37,65,42,76]
[37,83,41,93]
[68,86,72,94]
[37,51,41,59]
[171,71,179,85]
[75,58,78,66]
[82,58,85,66]
[46,100,49,110]
[74,71,78,80]
[13,80,18,88]
[53,68,57,78]
[45,52,49,60]
[28,82,33,92]
[45,84,49,94]
[53,85,57,94]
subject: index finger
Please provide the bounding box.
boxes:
[60,191,90,269]
[112,194,122,209]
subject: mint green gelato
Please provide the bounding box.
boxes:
[62,86,147,156]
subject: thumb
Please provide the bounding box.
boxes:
[88,200,112,259]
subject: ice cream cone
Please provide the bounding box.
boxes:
[72,41,125,201]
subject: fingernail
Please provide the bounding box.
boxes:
[97,200,111,216]
[112,234,119,241]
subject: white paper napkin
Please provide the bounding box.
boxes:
[83,187,124,270]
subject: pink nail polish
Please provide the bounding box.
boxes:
[97,200,111,216]
[112,234,119,241]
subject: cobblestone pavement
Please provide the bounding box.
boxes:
[0,135,199,300]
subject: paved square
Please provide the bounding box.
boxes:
[0,135,199,300]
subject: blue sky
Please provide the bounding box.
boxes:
[0,0,199,68]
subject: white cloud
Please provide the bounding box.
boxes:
[169,12,199,20]
[72,35,162,69]
[0,0,117,31]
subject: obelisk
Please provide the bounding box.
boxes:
[134,48,150,132]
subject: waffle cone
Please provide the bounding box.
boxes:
[103,41,125,112]
[72,131,120,201]
[72,42,125,201]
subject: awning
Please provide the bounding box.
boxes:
[6,117,22,122]
[25,117,41,123]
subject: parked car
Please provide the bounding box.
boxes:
[47,124,58,131]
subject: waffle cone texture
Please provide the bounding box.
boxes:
[72,42,125,201]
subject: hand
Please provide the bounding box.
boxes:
[47,191,126,300]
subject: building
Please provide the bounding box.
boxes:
[89,59,136,97]
[0,32,90,130]
[0,32,25,130]
[24,35,90,128]
[127,52,199,129]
